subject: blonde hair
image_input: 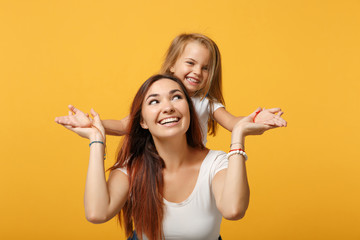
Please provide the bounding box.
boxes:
[160,33,224,136]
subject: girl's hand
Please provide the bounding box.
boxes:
[55,105,92,128]
[55,105,105,140]
[254,108,287,127]
[232,108,282,140]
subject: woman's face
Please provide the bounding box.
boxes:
[140,78,190,141]
[170,41,210,96]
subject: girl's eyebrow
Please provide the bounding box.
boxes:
[185,57,197,63]
[145,89,183,101]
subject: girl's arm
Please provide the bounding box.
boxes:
[54,105,130,136]
[213,107,244,132]
[211,109,277,220]
[213,107,287,132]
[55,106,129,223]
[102,116,130,136]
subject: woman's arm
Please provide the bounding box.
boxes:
[84,132,129,223]
[212,109,279,220]
[213,107,287,132]
[55,106,129,223]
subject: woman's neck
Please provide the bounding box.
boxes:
[152,135,193,172]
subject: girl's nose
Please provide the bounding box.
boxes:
[193,65,202,75]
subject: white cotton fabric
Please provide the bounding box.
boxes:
[116,150,228,240]
[191,96,224,146]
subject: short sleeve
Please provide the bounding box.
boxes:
[212,101,224,112]
[210,151,228,180]
[114,167,128,175]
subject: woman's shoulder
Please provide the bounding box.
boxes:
[201,150,227,168]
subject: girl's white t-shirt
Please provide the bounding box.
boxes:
[116,150,228,240]
[191,97,224,146]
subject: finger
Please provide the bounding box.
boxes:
[90,108,98,117]
[90,108,102,123]
[68,104,80,114]
[55,116,68,124]
[69,111,72,116]
[277,111,284,117]
[273,117,286,127]
[263,120,277,126]
[274,115,287,126]
[63,124,74,130]
[266,108,281,113]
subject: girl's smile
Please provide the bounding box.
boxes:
[170,41,210,96]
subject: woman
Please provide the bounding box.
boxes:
[55,74,279,240]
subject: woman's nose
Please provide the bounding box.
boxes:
[162,101,175,113]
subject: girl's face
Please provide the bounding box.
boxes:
[140,78,190,141]
[170,41,210,96]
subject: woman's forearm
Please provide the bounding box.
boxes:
[84,136,110,223]
[220,130,250,220]
[220,152,250,220]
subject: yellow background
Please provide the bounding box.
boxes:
[1,0,359,239]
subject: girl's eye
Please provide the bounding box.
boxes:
[202,66,209,71]
[186,61,194,65]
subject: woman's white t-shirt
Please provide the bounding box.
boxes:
[116,150,228,240]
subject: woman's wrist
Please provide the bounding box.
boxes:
[89,132,105,142]
[230,142,244,150]
[231,128,245,144]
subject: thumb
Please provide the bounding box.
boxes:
[90,108,101,123]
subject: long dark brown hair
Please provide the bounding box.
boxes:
[110,74,204,240]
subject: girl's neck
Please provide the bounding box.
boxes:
[152,135,193,172]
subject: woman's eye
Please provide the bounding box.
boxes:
[172,95,182,100]
[149,100,158,105]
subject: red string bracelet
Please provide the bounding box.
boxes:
[253,110,262,123]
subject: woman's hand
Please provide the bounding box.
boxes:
[55,105,105,141]
[254,107,287,127]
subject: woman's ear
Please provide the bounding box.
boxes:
[170,66,175,73]
[140,118,148,129]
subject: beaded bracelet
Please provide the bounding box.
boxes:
[227,148,248,161]
[89,141,104,147]
[89,141,106,160]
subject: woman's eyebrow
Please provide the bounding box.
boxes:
[145,89,183,101]
[169,89,182,95]
[145,93,159,101]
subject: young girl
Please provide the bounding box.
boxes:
[55,75,279,240]
[102,33,286,145]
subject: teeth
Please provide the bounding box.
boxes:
[160,117,179,125]
[186,77,199,83]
